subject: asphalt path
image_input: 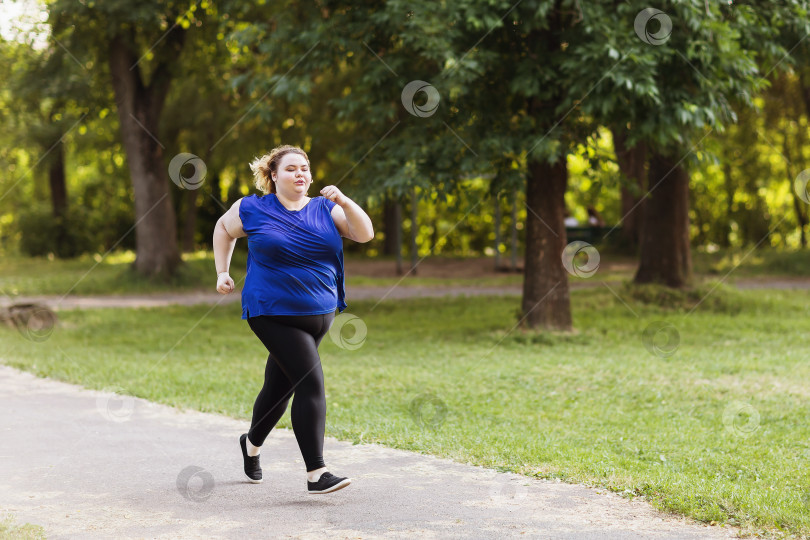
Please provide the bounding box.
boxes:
[0,365,740,539]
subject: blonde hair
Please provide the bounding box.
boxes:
[249,145,310,194]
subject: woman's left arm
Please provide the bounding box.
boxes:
[321,185,374,243]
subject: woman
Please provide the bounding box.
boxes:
[212,145,373,494]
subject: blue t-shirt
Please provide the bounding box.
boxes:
[239,193,347,318]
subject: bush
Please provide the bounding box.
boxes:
[619,281,756,314]
[18,204,94,258]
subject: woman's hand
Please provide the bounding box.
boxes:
[320,185,348,206]
[216,272,235,294]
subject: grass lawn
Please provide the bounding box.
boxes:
[1,285,809,537]
[0,250,246,297]
[0,250,615,296]
[0,514,45,540]
[3,247,810,297]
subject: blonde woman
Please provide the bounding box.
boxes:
[213,145,373,494]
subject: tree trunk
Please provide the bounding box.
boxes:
[226,175,242,204]
[182,187,199,253]
[796,73,810,247]
[494,194,502,270]
[382,195,400,256]
[521,157,572,331]
[798,70,810,128]
[48,136,71,257]
[429,208,438,256]
[722,161,734,248]
[634,149,692,287]
[109,32,183,278]
[410,188,418,275]
[792,195,807,248]
[388,199,403,275]
[511,188,518,271]
[48,139,67,220]
[782,129,808,248]
[681,167,692,278]
[394,201,403,275]
[612,127,646,251]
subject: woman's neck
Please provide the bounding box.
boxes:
[275,192,311,211]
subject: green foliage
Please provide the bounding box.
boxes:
[18,204,94,258]
[3,0,810,264]
[225,0,810,247]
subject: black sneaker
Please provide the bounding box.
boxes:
[239,433,262,483]
[307,472,351,494]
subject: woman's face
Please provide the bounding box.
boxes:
[273,153,312,196]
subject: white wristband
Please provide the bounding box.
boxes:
[217,271,229,278]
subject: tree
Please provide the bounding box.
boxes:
[560,1,809,287]
[611,127,646,253]
[228,0,810,326]
[47,0,213,277]
[12,36,94,256]
[229,1,583,329]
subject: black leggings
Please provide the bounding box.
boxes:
[246,311,335,472]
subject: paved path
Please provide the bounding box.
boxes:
[0,284,532,310]
[0,365,739,539]
[0,286,526,311]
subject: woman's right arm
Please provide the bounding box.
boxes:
[213,198,247,294]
